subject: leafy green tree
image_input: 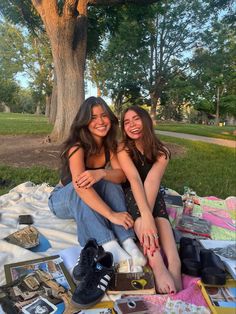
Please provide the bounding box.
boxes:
[190,16,236,123]
[0,0,161,141]
[88,5,151,115]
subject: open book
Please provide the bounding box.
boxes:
[199,240,236,280]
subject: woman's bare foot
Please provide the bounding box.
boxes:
[169,262,182,292]
[153,266,176,294]
[148,251,176,294]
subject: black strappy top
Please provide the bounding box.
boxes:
[60,145,110,186]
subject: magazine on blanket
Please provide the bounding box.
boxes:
[176,214,212,238]
[3,255,76,314]
[108,267,156,295]
[4,255,75,291]
[198,279,236,314]
[199,240,236,280]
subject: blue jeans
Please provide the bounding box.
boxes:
[48,180,135,246]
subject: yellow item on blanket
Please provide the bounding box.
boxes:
[198,279,236,314]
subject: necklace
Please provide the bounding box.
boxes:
[137,150,145,166]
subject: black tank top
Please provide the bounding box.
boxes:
[60,146,110,186]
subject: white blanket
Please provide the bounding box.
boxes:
[0,182,79,286]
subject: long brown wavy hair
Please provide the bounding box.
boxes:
[61,96,119,173]
[120,106,170,163]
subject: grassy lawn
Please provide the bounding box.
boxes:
[0,112,53,135]
[0,136,235,199]
[0,112,235,198]
[0,165,59,196]
[160,135,236,199]
[156,122,236,140]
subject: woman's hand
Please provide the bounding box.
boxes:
[140,213,159,255]
[109,212,134,230]
[75,170,105,188]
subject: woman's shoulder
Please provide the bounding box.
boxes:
[68,143,84,158]
[117,141,126,152]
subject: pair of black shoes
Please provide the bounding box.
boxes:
[72,239,114,308]
[179,237,226,285]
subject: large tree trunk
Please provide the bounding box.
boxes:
[32,0,87,142]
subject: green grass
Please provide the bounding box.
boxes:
[156,122,236,140]
[0,113,235,198]
[160,135,236,199]
[0,112,53,135]
[0,136,235,198]
[0,165,59,195]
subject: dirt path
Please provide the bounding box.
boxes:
[0,135,185,169]
[157,131,236,148]
[0,135,61,169]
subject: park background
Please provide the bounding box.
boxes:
[0,0,235,198]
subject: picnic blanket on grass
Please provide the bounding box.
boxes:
[0,182,235,313]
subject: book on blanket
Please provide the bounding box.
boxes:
[108,267,156,295]
[3,255,75,314]
[198,279,236,314]
[199,240,236,280]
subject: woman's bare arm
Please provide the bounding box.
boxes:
[144,154,169,211]
[75,151,126,188]
[68,146,133,229]
[117,147,158,253]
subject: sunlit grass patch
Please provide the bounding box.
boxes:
[160,136,236,199]
[0,113,53,135]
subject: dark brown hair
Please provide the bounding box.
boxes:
[61,96,118,171]
[120,106,170,163]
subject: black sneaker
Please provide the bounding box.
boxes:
[72,238,104,281]
[72,252,114,308]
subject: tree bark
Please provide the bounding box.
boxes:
[45,94,51,117]
[49,70,57,124]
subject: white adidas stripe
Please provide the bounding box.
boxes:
[97,275,111,291]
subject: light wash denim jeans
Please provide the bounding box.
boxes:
[48,180,135,246]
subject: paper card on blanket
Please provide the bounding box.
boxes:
[199,240,236,280]
[198,279,236,314]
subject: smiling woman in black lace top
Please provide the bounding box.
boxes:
[118,105,182,294]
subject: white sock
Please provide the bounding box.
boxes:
[122,238,147,267]
[102,240,131,265]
